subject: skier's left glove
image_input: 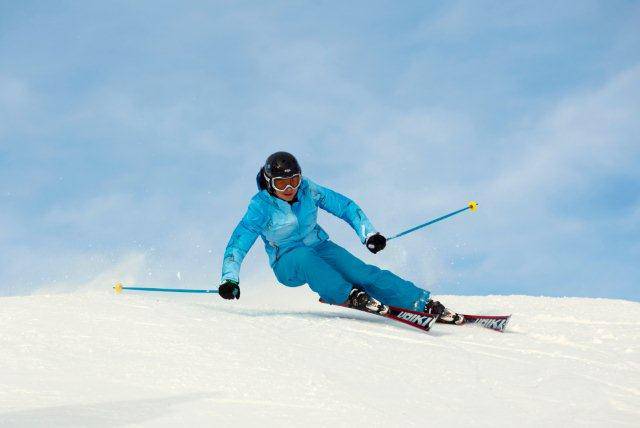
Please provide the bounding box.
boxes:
[366,233,387,254]
[219,280,240,300]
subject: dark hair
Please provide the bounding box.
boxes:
[256,166,269,191]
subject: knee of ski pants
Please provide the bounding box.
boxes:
[272,246,352,303]
[272,247,320,287]
[273,260,304,288]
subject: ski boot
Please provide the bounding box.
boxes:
[348,288,389,315]
[425,299,465,325]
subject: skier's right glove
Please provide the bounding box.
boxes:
[219,280,240,300]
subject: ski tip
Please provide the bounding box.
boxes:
[468,201,478,211]
[113,282,123,294]
[498,316,511,333]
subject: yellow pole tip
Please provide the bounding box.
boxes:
[468,201,478,211]
[114,282,123,294]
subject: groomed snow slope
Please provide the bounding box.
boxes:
[1,289,638,427]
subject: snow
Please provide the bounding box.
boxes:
[1,288,638,427]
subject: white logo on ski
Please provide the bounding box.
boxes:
[472,318,507,331]
[397,311,433,327]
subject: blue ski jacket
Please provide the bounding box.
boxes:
[221,178,377,283]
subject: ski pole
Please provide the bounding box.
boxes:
[387,201,478,241]
[113,283,219,294]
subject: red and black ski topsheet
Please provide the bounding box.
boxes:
[320,300,438,333]
[459,314,511,332]
[321,300,511,333]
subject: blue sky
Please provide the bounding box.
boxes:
[1,1,639,300]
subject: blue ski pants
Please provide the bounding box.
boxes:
[272,240,430,311]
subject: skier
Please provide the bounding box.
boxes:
[218,151,463,324]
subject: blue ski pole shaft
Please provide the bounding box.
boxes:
[387,201,478,241]
[113,283,219,294]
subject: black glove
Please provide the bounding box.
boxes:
[365,233,387,254]
[219,280,240,300]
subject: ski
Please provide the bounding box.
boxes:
[457,314,511,332]
[320,300,439,333]
[321,300,511,333]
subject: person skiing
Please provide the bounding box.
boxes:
[218,151,462,324]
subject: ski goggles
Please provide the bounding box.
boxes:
[265,173,302,192]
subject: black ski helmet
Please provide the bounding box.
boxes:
[264,151,301,179]
[257,151,302,193]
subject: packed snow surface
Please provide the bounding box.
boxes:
[1,288,638,427]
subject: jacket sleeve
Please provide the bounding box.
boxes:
[221,198,267,283]
[307,179,377,243]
